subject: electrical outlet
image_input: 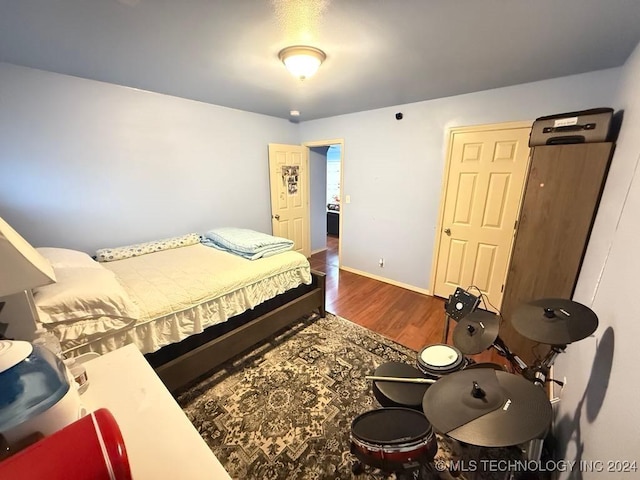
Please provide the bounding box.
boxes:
[379,258,384,267]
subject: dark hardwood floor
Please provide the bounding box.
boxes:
[310,235,502,366]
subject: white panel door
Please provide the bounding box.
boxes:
[432,124,531,309]
[268,143,310,257]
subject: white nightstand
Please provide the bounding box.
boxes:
[81,344,231,479]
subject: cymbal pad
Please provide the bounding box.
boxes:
[512,298,598,344]
[423,369,505,433]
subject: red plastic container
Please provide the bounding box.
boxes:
[0,408,132,480]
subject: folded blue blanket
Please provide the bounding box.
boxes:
[201,227,294,260]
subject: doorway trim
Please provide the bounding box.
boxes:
[303,138,345,268]
[429,120,533,302]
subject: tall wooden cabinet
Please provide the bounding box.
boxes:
[499,142,614,362]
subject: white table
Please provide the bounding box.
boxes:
[81,344,232,479]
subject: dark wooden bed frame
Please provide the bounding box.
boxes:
[149,270,326,393]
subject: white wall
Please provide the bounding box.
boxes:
[554,42,640,478]
[0,62,621,283]
[300,69,621,291]
[0,63,298,253]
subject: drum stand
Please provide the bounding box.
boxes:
[491,336,565,386]
[441,313,453,343]
[439,313,550,463]
[490,336,528,373]
[490,336,565,462]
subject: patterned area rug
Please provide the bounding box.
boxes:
[177,313,524,479]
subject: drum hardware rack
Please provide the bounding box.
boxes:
[352,293,599,477]
[489,337,567,462]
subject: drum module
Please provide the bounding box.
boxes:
[445,287,480,321]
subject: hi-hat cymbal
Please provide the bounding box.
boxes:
[422,368,552,447]
[512,298,598,345]
[452,310,500,354]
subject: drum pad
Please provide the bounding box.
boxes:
[423,369,505,434]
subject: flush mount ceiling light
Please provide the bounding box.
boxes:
[278,46,326,80]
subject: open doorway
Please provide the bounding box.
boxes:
[307,140,343,268]
[326,145,341,238]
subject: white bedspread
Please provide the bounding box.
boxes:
[63,244,311,355]
[103,243,310,321]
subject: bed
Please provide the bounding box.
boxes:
[32,231,325,392]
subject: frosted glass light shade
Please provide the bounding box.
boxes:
[278,46,326,80]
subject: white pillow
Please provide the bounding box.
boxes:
[36,247,102,270]
[33,267,139,325]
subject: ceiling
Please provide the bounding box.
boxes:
[2,0,640,121]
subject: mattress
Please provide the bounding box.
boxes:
[61,244,311,356]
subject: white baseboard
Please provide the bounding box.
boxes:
[310,247,328,255]
[340,266,431,295]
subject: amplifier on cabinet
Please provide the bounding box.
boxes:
[529,108,613,147]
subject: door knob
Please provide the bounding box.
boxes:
[444,228,451,236]
[273,214,280,220]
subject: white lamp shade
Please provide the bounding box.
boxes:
[0,217,56,297]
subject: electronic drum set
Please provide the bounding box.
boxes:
[349,291,600,479]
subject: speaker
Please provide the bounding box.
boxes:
[529,108,613,147]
